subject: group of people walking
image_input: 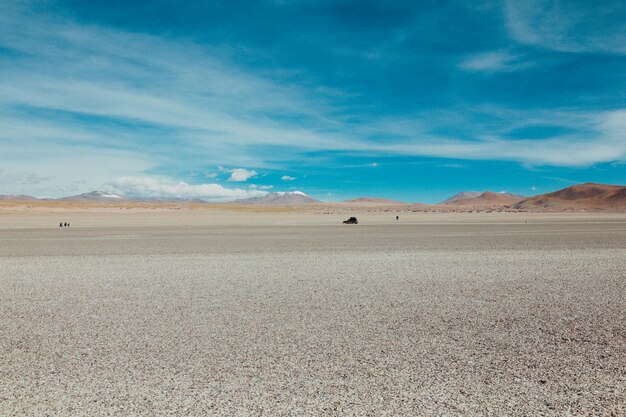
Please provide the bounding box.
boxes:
[59,222,71,228]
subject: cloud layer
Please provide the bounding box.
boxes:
[105,177,267,202]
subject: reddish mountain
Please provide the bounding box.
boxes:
[515,183,626,210]
[441,191,524,206]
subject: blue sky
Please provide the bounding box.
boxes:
[0,0,625,203]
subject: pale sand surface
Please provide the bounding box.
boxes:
[1,211,625,416]
[2,207,626,228]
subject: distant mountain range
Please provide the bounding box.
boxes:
[232,191,319,205]
[1,183,625,210]
[342,197,407,205]
[0,191,213,204]
[440,191,525,206]
[58,191,127,201]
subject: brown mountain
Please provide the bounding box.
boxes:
[515,183,626,210]
[343,197,407,205]
[440,191,482,204]
[441,191,524,206]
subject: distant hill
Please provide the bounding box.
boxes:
[232,191,319,205]
[441,191,524,206]
[5,184,624,211]
[515,183,626,210]
[343,197,407,205]
[58,191,127,201]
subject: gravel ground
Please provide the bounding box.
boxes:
[1,216,625,416]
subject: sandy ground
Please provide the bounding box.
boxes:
[1,211,625,416]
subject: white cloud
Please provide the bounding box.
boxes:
[226,168,257,182]
[281,175,296,181]
[370,162,379,167]
[104,176,267,202]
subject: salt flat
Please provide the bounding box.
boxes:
[1,212,625,416]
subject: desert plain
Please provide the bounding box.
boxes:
[1,209,625,416]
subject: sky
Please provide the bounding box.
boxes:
[0,0,625,203]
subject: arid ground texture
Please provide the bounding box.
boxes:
[1,211,625,416]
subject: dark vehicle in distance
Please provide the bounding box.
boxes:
[343,217,358,224]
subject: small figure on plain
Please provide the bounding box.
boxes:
[396,215,399,221]
[59,222,63,228]
[68,223,70,227]
[64,222,68,227]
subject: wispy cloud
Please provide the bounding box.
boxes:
[340,162,380,169]
[504,0,626,54]
[281,175,296,181]
[362,107,626,166]
[460,51,531,72]
[0,169,50,185]
[439,163,464,169]
[0,4,349,185]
